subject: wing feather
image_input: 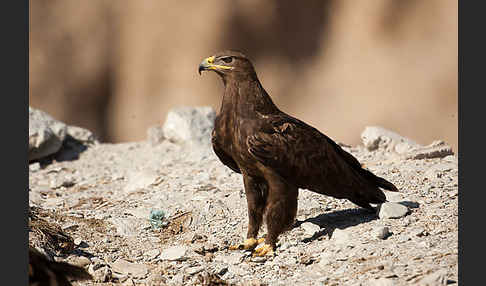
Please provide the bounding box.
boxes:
[246,115,364,192]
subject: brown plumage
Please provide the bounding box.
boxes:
[198,51,398,256]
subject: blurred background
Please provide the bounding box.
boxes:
[29,0,457,152]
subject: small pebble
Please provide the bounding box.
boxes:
[69,256,91,267]
[29,162,41,172]
[160,245,188,261]
[374,226,391,239]
[300,222,321,237]
[144,249,160,260]
[251,256,267,263]
[74,237,83,246]
[412,227,428,237]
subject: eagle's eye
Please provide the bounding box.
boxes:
[221,57,233,64]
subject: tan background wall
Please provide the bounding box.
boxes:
[29,0,457,152]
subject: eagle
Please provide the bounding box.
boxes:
[198,51,398,256]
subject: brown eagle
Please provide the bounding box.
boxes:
[198,51,398,256]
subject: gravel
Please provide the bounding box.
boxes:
[28,107,458,286]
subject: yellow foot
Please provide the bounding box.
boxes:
[252,244,274,257]
[229,237,265,250]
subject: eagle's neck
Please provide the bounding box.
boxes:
[221,77,279,118]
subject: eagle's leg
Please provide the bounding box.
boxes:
[229,175,267,251]
[253,176,298,257]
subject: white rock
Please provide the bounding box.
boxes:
[49,179,61,189]
[278,242,290,251]
[66,125,98,144]
[411,227,428,237]
[95,213,111,220]
[374,226,390,239]
[160,245,188,261]
[361,126,420,152]
[60,176,76,188]
[111,259,148,278]
[300,222,321,237]
[185,266,204,275]
[68,255,91,267]
[418,241,433,248]
[250,256,267,263]
[29,191,44,205]
[394,142,416,154]
[74,237,83,246]
[397,235,411,243]
[29,107,97,161]
[405,140,454,160]
[442,155,456,162]
[29,162,41,172]
[378,202,409,219]
[29,107,67,161]
[162,106,216,148]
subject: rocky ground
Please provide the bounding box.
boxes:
[28,107,458,286]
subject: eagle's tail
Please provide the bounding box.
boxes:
[329,138,399,194]
[360,167,399,193]
[373,174,399,192]
[348,168,399,210]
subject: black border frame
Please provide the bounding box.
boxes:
[2,0,29,285]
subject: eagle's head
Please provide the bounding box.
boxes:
[198,50,257,80]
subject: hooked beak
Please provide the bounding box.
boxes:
[198,56,215,75]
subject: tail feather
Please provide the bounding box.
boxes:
[350,168,399,209]
[374,175,399,192]
[324,139,399,209]
[329,138,399,193]
[361,168,399,192]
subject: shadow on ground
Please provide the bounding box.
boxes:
[37,136,89,167]
[294,207,378,243]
